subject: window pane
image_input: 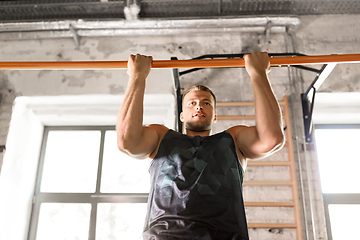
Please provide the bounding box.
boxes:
[96,203,147,240]
[100,131,151,193]
[328,204,360,240]
[36,203,91,240]
[41,131,100,193]
[315,129,360,193]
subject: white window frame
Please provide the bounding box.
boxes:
[28,126,151,240]
[313,92,360,240]
[0,94,174,240]
[314,124,360,240]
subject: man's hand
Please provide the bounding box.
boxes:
[127,53,153,80]
[244,52,271,78]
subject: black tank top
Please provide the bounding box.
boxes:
[143,129,249,240]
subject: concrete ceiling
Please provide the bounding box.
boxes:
[1,0,360,22]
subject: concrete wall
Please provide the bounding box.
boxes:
[0,14,360,240]
[294,14,360,240]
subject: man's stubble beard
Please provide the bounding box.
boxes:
[185,120,212,132]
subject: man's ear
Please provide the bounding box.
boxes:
[213,114,217,123]
[180,112,184,122]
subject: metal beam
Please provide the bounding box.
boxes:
[171,57,183,133]
[302,63,337,142]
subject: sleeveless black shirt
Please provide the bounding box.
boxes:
[143,129,249,240]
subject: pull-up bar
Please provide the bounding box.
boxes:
[0,53,360,70]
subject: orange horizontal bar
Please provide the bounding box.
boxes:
[0,53,359,70]
[248,223,297,228]
[245,202,295,207]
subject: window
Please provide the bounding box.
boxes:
[314,124,360,240]
[0,94,173,240]
[28,126,151,240]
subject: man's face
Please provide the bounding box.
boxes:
[180,90,217,132]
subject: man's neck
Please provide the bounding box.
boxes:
[185,129,211,137]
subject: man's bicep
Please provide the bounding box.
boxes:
[121,124,163,159]
[233,126,268,160]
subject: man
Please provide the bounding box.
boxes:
[117,52,284,240]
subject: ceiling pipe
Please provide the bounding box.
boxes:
[0,17,300,41]
[124,0,140,20]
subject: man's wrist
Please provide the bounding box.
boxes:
[129,75,147,82]
[249,71,268,80]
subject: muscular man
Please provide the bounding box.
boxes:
[117,52,284,240]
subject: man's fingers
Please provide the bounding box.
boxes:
[130,53,153,62]
[129,53,153,62]
[129,54,136,61]
[127,53,153,77]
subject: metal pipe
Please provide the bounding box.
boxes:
[0,17,300,32]
[0,27,287,41]
[285,31,310,240]
[0,53,359,70]
[0,17,299,40]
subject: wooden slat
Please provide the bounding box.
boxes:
[217,115,285,121]
[216,102,255,107]
[217,115,255,120]
[245,202,295,207]
[216,96,303,239]
[247,161,291,166]
[248,223,297,228]
[243,181,293,186]
[216,100,285,107]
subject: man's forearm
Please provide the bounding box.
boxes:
[251,72,284,150]
[116,77,146,150]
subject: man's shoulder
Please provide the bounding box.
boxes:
[226,125,249,136]
[145,124,170,145]
[145,124,169,133]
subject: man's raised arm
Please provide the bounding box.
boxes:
[116,54,162,159]
[232,52,285,160]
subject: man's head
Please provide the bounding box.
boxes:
[180,85,217,132]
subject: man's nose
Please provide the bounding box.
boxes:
[196,105,203,110]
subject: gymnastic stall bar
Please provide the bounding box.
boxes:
[248,160,291,166]
[217,115,287,121]
[216,101,281,107]
[245,202,295,207]
[216,96,302,239]
[0,53,360,69]
[216,101,286,121]
[248,223,297,229]
[283,95,302,240]
[243,181,293,186]
[217,115,256,120]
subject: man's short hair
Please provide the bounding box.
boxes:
[182,85,216,105]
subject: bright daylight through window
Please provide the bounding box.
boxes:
[30,127,150,240]
[315,126,360,240]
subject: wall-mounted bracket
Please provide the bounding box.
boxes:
[69,24,80,50]
[301,63,337,142]
[172,53,337,141]
[263,21,273,51]
[171,57,183,133]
